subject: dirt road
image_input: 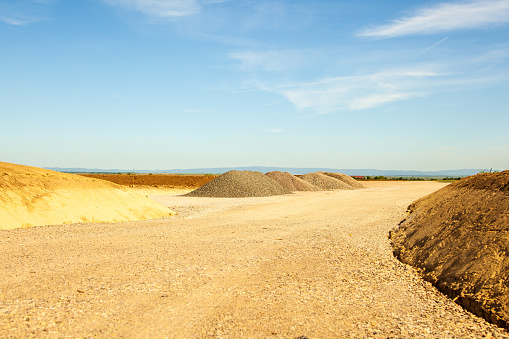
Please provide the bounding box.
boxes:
[1,182,506,338]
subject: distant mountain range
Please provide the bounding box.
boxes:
[45,166,483,177]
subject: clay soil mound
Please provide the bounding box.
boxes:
[265,171,321,192]
[390,171,509,328]
[185,170,291,198]
[0,162,173,230]
[321,172,365,189]
[300,172,354,190]
[80,174,218,188]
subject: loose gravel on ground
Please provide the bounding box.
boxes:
[1,182,507,338]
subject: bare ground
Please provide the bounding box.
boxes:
[1,181,507,338]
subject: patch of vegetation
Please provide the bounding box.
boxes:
[479,168,499,174]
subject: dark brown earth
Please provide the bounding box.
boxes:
[390,171,509,329]
[80,174,218,188]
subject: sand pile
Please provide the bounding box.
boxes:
[390,171,509,328]
[321,172,365,189]
[0,162,173,230]
[300,172,354,190]
[185,170,291,198]
[265,171,321,192]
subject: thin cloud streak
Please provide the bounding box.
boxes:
[418,36,449,56]
[0,1,48,26]
[359,0,509,38]
[0,17,41,25]
[275,70,438,113]
[273,65,507,114]
[104,0,201,18]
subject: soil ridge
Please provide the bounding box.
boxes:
[390,171,509,329]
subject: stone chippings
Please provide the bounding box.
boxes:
[185,170,291,198]
[321,172,365,189]
[265,171,321,192]
[300,172,354,190]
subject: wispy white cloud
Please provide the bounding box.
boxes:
[274,69,438,113]
[104,0,201,18]
[0,17,42,25]
[359,0,509,38]
[231,42,509,115]
[0,1,49,26]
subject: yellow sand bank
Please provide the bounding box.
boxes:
[0,162,174,230]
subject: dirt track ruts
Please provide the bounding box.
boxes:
[1,181,507,338]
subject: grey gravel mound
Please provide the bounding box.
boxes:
[266,171,321,192]
[300,172,354,190]
[321,172,365,189]
[185,170,291,198]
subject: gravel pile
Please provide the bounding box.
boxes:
[265,171,321,192]
[185,170,291,198]
[300,172,354,190]
[321,172,365,189]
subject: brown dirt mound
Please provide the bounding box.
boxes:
[321,172,365,189]
[265,171,321,191]
[300,172,354,190]
[185,170,291,198]
[0,162,173,230]
[390,171,509,329]
[80,174,218,188]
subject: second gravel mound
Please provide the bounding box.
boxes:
[185,170,291,198]
[300,172,354,190]
[321,172,365,189]
[266,171,321,191]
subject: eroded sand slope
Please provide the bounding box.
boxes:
[391,171,509,328]
[0,162,173,229]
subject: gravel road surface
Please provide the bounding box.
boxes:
[1,181,507,338]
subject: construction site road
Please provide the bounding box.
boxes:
[1,181,506,338]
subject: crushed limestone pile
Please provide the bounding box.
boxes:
[321,172,365,189]
[265,171,321,192]
[390,171,509,329]
[300,172,354,190]
[185,170,291,198]
[0,162,173,230]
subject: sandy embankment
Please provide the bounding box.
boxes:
[0,162,173,230]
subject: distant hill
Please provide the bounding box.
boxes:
[45,166,482,177]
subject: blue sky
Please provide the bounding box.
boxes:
[1,0,508,171]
